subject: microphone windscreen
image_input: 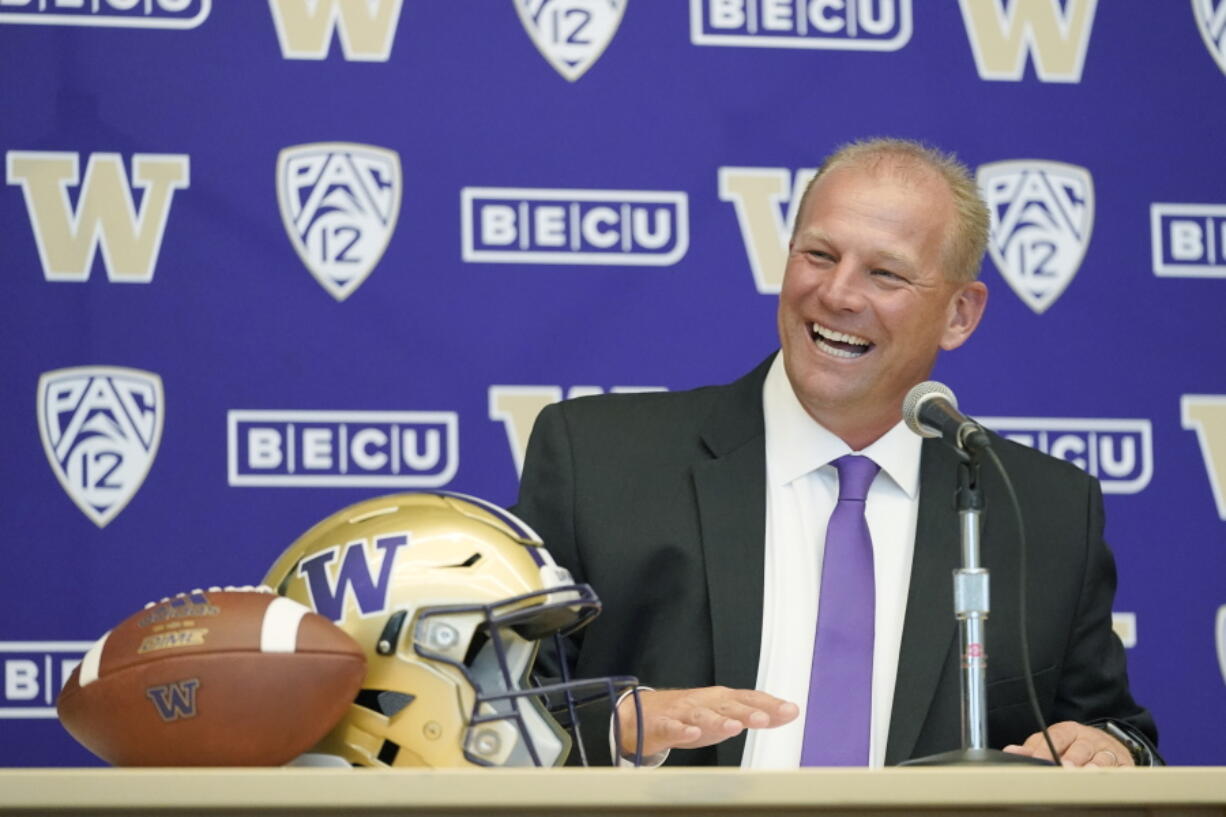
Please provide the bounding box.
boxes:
[902,381,957,438]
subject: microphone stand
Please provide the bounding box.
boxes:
[901,451,1050,766]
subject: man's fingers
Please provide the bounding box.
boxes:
[713,701,768,729]
[636,706,743,754]
[618,686,797,756]
[710,699,779,729]
[1024,721,1079,761]
[1006,722,1134,768]
[675,703,746,735]
[1087,748,1123,767]
[715,688,801,728]
[1059,737,1097,767]
[652,717,702,746]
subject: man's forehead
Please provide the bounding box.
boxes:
[797,225,921,269]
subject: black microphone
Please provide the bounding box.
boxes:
[902,381,991,452]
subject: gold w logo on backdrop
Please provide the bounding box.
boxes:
[6,152,189,283]
[717,167,816,295]
[269,0,403,61]
[958,0,1098,82]
[1182,395,1226,522]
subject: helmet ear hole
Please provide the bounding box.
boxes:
[463,626,490,668]
[377,740,400,765]
[354,689,415,718]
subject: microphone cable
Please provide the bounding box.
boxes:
[983,444,1062,766]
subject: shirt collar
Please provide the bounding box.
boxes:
[762,354,922,498]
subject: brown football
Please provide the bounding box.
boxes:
[57,586,365,766]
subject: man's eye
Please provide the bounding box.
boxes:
[808,250,834,262]
[872,268,905,282]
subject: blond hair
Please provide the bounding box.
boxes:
[794,137,989,283]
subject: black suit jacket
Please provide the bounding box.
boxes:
[514,354,1158,765]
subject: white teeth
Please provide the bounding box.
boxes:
[815,339,862,358]
[809,322,870,358]
[804,318,872,345]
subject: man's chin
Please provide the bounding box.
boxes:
[794,383,872,422]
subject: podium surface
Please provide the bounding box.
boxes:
[1,767,1224,817]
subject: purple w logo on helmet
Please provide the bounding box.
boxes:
[297,534,410,623]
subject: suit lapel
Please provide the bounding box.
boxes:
[884,438,961,764]
[693,355,773,766]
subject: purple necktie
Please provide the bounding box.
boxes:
[800,454,880,766]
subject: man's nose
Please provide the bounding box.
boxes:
[817,262,867,312]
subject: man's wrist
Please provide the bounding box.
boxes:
[1088,719,1161,767]
[611,686,668,767]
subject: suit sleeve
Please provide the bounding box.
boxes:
[512,401,585,586]
[1055,478,1162,762]
[510,401,586,678]
[512,402,637,766]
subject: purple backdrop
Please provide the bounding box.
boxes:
[2,0,1224,766]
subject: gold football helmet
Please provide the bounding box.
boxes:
[263,491,638,767]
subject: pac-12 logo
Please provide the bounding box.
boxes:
[978,160,1094,314]
[37,367,164,528]
[0,0,209,28]
[276,143,402,302]
[1194,0,1226,76]
[690,0,911,50]
[515,0,626,81]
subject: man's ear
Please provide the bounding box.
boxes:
[940,281,988,351]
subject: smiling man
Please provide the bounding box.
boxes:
[513,138,1160,768]
[778,145,987,452]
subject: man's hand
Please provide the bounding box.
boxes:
[617,686,799,758]
[1002,721,1134,767]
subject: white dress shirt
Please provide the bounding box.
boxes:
[741,356,923,768]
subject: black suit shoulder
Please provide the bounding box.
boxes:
[985,426,1097,489]
[549,382,724,430]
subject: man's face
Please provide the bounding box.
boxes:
[777,163,987,446]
